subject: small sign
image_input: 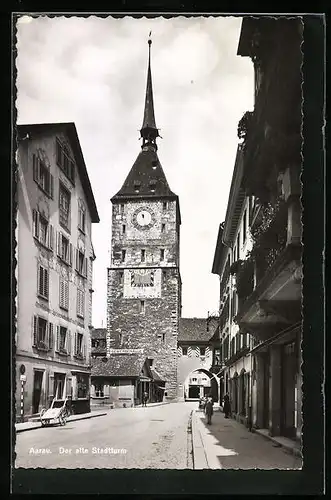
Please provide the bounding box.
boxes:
[20,374,27,382]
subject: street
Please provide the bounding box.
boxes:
[15,402,196,469]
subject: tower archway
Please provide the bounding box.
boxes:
[183,368,219,402]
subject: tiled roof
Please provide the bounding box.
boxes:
[91,354,146,378]
[111,147,177,200]
[178,318,213,342]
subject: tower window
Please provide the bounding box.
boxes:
[152,160,158,170]
[122,225,126,234]
[140,300,145,314]
[149,180,157,192]
[182,347,188,356]
[162,270,167,278]
[163,201,168,211]
[121,250,126,262]
[119,271,124,284]
[161,223,165,233]
[160,249,165,261]
[162,333,165,342]
[120,204,125,214]
[134,181,141,193]
[200,347,206,356]
[141,249,145,262]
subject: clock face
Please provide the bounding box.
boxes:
[132,207,155,230]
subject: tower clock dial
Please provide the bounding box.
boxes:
[132,208,155,229]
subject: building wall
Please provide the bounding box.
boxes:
[16,131,96,419]
[107,199,180,399]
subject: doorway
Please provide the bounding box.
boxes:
[54,373,66,399]
[32,370,44,414]
[188,385,200,399]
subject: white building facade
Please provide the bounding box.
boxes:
[15,122,99,421]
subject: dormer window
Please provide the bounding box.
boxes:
[152,160,158,170]
[149,180,157,193]
[134,181,141,193]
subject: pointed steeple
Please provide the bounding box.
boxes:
[140,34,160,150]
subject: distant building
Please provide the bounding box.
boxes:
[104,38,181,402]
[177,318,218,402]
[15,122,99,421]
[90,328,165,408]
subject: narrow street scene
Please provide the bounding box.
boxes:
[13,13,310,493]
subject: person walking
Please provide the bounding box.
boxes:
[223,393,231,418]
[205,395,214,425]
[142,391,148,407]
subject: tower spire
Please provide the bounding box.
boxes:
[140,33,159,150]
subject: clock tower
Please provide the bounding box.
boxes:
[106,37,181,400]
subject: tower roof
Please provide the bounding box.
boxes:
[112,35,178,202]
[111,147,177,201]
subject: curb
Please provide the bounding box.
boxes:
[15,412,108,433]
[253,428,302,458]
[191,410,208,469]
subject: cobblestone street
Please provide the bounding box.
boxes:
[15,402,196,469]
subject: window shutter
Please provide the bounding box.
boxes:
[75,248,79,271]
[50,174,54,199]
[33,155,39,182]
[69,244,73,267]
[74,332,77,356]
[59,277,64,308]
[33,210,39,239]
[38,265,42,296]
[65,280,69,309]
[49,323,54,350]
[67,330,71,355]
[49,373,54,399]
[83,257,87,278]
[48,224,54,250]
[83,340,86,361]
[44,268,49,298]
[56,325,60,351]
[33,315,37,346]
[57,231,61,257]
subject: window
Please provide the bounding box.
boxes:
[56,138,75,184]
[38,265,49,299]
[78,204,86,233]
[59,183,71,230]
[162,333,165,342]
[75,332,84,358]
[141,249,145,262]
[59,276,69,310]
[119,271,124,285]
[149,180,156,192]
[200,347,206,356]
[33,316,53,350]
[75,248,87,277]
[160,249,165,261]
[121,250,126,262]
[59,326,67,352]
[57,232,72,265]
[140,300,145,314]
[243,209,247,244]
[192,378,197,382]
[122,225,126,235]
[162,270,167,278]
[163,201,168,210]
[161,223,165,233]
[182,347,188,355]
[33,210,54,250]
[120,204,125,214]
[76,373,88,398]
[77,288,85,318]
[95,383,104,398]
[134,181,141,193]
[33,155,54,198]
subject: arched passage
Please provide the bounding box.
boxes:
[183,368,219,402]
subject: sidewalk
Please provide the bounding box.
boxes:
[15,410,107,433]
[191,409,302,470]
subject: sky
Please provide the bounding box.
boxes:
[16,15,254,327]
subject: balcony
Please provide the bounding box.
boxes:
[233,197,302,341]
